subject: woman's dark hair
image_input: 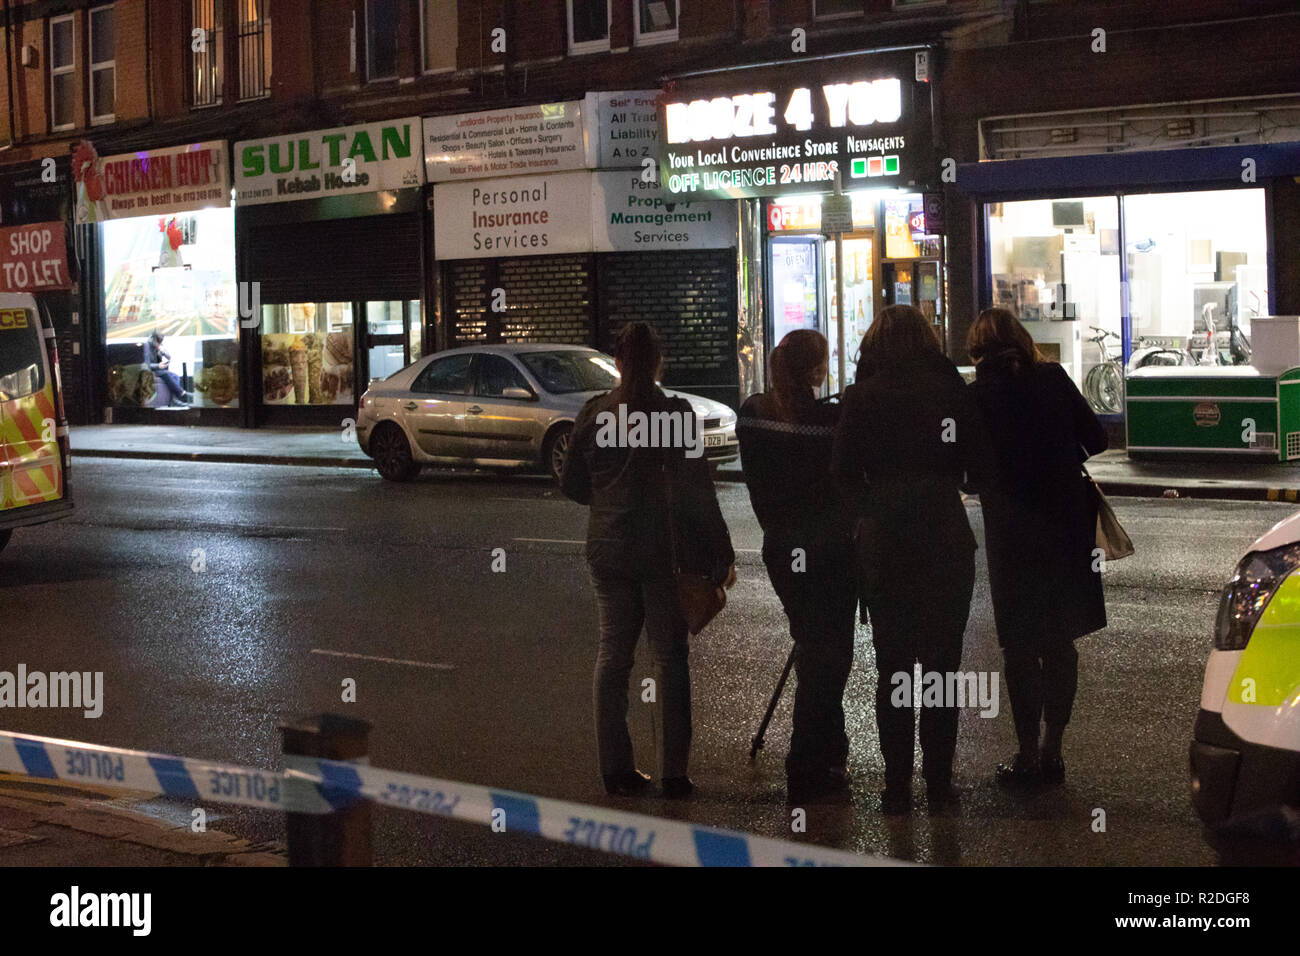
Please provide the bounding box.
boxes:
[769,329,828,422]
[967,307,1041,372]
[150,330,164,344]
[856,304,940,374]
[613,321,662,396]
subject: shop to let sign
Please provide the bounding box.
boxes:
[0,222,70,292]
[423,102,595,182]
[235,118,424,205]
[660,59,927,199]
[74,141,229,224]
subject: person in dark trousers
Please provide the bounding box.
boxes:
[561,322,736,800]
[144,331,191,406]
[832,305,993,815]
[737,330,857,803]
[967,308,1109,788]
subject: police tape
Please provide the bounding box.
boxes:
[0,730,897,867]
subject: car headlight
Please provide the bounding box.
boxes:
[1215,542,1300,650]
[720,410,737,428]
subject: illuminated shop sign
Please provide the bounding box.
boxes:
[659,62,929,199]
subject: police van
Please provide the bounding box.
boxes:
[1191,511,1300,831]
[0,291,72,554]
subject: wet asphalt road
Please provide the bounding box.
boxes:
[0,458,1289,865]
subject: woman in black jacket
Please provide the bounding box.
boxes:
[967,308,1109,788]
[736,330,856,803]
[561,322,736,799]
[832,306,993,815]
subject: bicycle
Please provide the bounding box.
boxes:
[1084,326,1124,415]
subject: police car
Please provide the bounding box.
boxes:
[0,292,72,555]
[1191,511,1300,830]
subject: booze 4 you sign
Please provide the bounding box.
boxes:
[234,118,424,206]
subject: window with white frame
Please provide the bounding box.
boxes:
[49,15,76,130]
[567,0,609,54]
[238,0,271,99]
[365,0,398,81]
[814,0,861,18]
[421,0,457,73]
[191,0,223,107]
[89,6,115,123]
[635,0,676,45]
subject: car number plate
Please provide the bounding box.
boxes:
[705,434,725,447]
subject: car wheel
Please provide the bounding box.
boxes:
[544,423,573,484]
[0,529,11,555]
[371,422,420,482]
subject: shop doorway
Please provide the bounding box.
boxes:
[364,300,423,388]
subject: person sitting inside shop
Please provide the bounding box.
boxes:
[144,330,192,407]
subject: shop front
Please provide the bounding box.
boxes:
[426,98,741,408]
[234,118,426,426]
[660,47,942,397]
[75,141,237,424]
[958,142,1300,450]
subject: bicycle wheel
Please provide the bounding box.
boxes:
[1095,363,1123,414]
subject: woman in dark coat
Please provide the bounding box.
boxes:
[967,308,1109,788]
[561,322,736,799]
[736,330,857,803]
[833,305,993,815]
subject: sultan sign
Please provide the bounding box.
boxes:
[235,118,424,205]
[659,60,930,199]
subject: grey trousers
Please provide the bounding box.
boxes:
[590,573,692,780]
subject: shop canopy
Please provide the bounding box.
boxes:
[956,141,1300,199]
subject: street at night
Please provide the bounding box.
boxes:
[2,457,1286,866]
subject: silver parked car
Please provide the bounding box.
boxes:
[356,344,739,482]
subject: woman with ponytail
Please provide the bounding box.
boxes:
[736,330,857,803]
[562,322,735,800]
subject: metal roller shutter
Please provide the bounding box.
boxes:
[244,214,422,303]
[445,254,596,347]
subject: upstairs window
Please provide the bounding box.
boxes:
[89,6,116,124]
[191,0,223,107]
[567,0,610,55]
[421,0,457,73]
[49,15,76,130]
[635,0,677,46]
[365,0,398,81]
[238,0,271,100]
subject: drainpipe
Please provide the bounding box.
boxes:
[4,0,17,147]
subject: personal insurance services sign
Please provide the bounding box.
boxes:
[423,102,595,182]
[659,59,930,199]
[433,172,593,260]
[234,118,424,205]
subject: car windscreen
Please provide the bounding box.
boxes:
[518,350,619,394]
[0,307,45,401]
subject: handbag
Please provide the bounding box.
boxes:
[1085,471,1134,561]
[664,458,726,635]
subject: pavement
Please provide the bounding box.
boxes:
[67,423,1300,501]
[0,774,285,866]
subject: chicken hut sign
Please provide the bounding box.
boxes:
[73,140,230,225]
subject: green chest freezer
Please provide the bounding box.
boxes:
[1126,365,1300,462]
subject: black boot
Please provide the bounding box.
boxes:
[661,776,694,799]
[995,752,1042,789]
[603,769,652,797]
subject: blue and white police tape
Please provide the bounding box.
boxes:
[0,729,330,814]
[286,756,900,867]
[0,729,898,867]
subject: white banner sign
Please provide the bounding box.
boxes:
[592,171,737,252]
[423,102,595,182]
[433,172,594,260]
[74,141,229,225]
[586,91,660,169]
[234,118,423,206]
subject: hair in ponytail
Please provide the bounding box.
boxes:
[769,329,828,422]
[613,321,663,398]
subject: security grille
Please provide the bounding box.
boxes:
[1286,432,1300,459]
[445,255,595,347]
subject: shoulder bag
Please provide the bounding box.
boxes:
[664,456,726,635]
[1085,469,1134,561]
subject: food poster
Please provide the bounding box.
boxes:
[262,324,354,406]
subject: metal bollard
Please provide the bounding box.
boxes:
[280,713,373,866]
